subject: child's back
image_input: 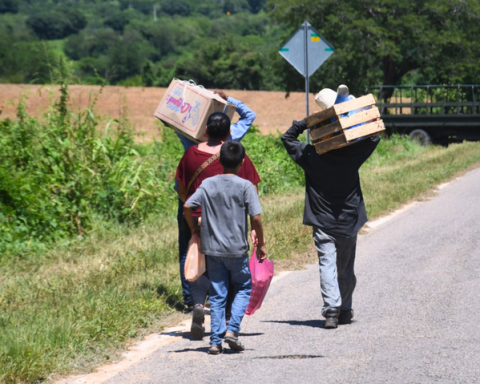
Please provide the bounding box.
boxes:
[191,174,261,257]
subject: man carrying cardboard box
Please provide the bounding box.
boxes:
[175,90,257,313]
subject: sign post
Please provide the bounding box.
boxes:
[279,21,335,143]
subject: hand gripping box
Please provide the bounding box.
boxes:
[305,94,385,155]
[154,78,236,143]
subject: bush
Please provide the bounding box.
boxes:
[119,0,156,15]
[26,9,87,40]
[0,0,19,14]
[0,27,57,83]
[107,30,155,83]
[0,85,179,255]
[104,12,131,33]
[161,0,191,16]
[65,29,119,61]
[76,56,109,80]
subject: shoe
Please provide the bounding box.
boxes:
[324,309,339,329]
[338,309,354,325]
[191,305,205,340]
[224,335,245,351]
[182,303,194,314]
[208,344,223,355]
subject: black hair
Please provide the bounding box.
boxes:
[206,112,231,139]
[220,141,245,169]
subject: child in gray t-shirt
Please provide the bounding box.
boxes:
[184,141,267,355]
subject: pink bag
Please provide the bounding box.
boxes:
[184,233,206,282]
[245,249,274,316]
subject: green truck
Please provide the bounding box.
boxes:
[367,85,480,145]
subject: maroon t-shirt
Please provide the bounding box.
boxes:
[176,145,261,217]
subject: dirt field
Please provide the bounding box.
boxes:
[0,84,317,140]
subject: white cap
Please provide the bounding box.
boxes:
[314,84,350,111]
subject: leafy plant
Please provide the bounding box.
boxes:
[0,85,178,255]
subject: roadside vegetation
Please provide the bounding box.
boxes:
[1,87,480,383]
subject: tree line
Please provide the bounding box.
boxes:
[0,0,479,95]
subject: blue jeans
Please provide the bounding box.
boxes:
[312,227,357,317]
[207,255,252,346]
[177,199,192,305]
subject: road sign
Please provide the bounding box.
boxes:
[279,22,334,78]
[279,21,335,143]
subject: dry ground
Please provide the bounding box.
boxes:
[0,84,317,140]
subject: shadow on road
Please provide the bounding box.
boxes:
[238,332,264,337]
[170,346,211,354]
[262,320,325,328]
[161,331,264,342]
[170,347,249,354]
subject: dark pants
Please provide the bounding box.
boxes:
[177,199,192,305]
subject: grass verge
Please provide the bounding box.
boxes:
[1,138,480,383]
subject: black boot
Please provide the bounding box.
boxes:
[338,309,354,325]
[324,309,340,329]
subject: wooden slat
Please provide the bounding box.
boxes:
[333,94,376,115]
[305,108,337,128]
[344,119,385,142]
[305,93,377,128]
[310,120,342,141]
[338,106,380,129]
[326,136,369,153]
[314,134,347,155]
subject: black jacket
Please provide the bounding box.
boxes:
[281,119,380,237]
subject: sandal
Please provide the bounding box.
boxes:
[208,344,223,355]
[224,335,245,351]
[191,305,205,340]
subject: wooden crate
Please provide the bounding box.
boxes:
[305,94,385,155]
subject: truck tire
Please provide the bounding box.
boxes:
[409,129,432,146]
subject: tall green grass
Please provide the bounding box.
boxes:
[0,85,181,256]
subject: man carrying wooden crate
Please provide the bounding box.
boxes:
[281,85,380,329]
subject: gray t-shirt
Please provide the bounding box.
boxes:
[186,174,262,257]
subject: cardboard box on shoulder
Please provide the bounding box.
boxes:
[153,78,236,143]
[305,94,385,155]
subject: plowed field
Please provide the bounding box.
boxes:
[0,84,317,140]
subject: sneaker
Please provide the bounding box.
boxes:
[338,309,354,325]
[191,305,205,340]
[224,335,245,351]
[324,309,339,329]
[208,344,223,355]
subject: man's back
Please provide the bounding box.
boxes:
[186,175,262,257]
[281,120,380,236]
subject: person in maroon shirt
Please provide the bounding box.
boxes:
[176,112,260,340]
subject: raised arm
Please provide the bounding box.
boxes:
[281,119,310,167]
[228,96,256,142]
[213,90,256,142]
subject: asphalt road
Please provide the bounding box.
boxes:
[103,167,480,384]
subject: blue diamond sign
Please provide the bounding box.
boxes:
[279,22,335,77]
